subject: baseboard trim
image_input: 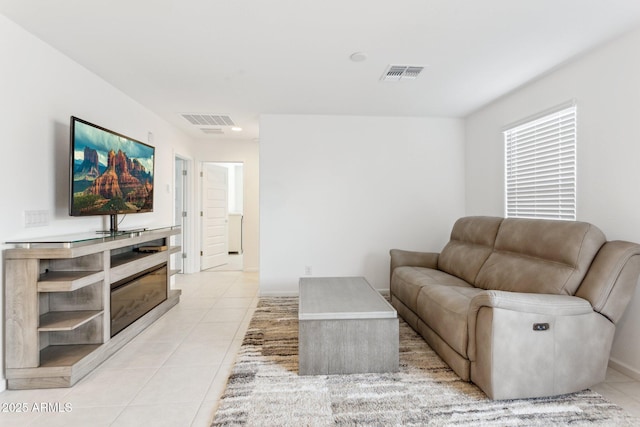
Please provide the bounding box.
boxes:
[608,357,640,381]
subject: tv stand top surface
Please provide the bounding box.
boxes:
[96,228,148,236]
[6,225,180,249]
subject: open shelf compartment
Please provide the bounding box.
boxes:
[38,310,103,332]
[37,270,104,292]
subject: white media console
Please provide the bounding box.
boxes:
[4,226,181,389]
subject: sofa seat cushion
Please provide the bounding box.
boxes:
[416,284,485,358]
[391,266,472,312]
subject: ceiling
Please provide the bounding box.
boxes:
[2,0,640,143]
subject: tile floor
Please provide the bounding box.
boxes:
[1,269,640,426]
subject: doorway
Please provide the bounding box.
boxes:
[201,162,244,271]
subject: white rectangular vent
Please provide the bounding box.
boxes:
[181,113,236,127]
[201,128,224,134]
[381,65,425,81]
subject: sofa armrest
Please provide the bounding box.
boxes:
[469,291,593,317]
[467,290,615,399]
[467,291,594,361]
[576,240,640,324]
[389,249,439,279]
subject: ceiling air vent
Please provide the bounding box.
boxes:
[381,65,425,81]
[180,113,236,127]
[200,128,224,135]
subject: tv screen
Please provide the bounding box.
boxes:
[69,116,154,217]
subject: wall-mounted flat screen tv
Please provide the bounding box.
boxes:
[69,116,155,220]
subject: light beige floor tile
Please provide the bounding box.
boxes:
[235,323,251,342]
[111,402,200,427]
[241,306,257,323]
[63,368,157,407]
[213,297,254,308]
[172,284,203,298]
[191,400,219,427]
[605,367,635,383]
[28,405,124,427]
[130,365,218,405]
[207,254,244,272]
[203,368,234,402]
[186,322,239,342]
[202,270,243,282]
[0,407,43,427]
[196,286,233,298]
[202,307,248,323]
[99,341,179,370]
[223,288,259,298]
[198,272,239,284]
[160,306,209,324]
[218,346,241,377]
[0,387,71,404]
[592,382,628,402]
[133,318,197,343]
[174,273,207,284]
[163,340,230,367]
[233,272,259,281]
[177,296,219,309]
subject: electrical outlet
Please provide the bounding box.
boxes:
[304,266,312,276]
[24,210,49,227]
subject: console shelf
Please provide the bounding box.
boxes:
[38,310,103,331]
[37,270,105,292]
[40,344,101,368]
[4,226,181,389]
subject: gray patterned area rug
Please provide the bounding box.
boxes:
[212,297,637,426]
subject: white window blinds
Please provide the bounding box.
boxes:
[504,104,577,220]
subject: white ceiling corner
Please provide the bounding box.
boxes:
[1,0,640,142]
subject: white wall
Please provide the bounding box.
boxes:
[195,140,259,272]
[259,114,466,295]
[0,14,196,391]
[465,26,640,377]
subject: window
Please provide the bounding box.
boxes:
[504,103,577,220]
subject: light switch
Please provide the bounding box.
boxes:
[24,210,49,227]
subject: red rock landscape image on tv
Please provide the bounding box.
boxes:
[70,117,154,216]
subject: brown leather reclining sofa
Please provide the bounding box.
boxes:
[390,216,640,399]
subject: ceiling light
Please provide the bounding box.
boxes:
[231,127,242,132]
[200,128,224,134]
[350,52,367,62]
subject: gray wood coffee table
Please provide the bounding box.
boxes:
[298,276,399,375]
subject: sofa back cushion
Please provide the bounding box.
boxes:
[474,218,606,295]
[438,216,503,284]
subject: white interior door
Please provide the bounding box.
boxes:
[201,163,229,270]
